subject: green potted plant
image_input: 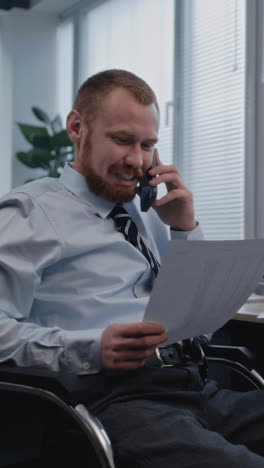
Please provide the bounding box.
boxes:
[16,106,74,181]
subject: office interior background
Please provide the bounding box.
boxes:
[0,0,263,241]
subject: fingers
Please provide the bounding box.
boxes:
[150,148,180,177]
[102,344,158,371]
[149,152,186,193]
[101,322,167,370]
[149,164,186,190]
[148,157,192,207]
[109,344,158,365]
[150,171,184,187]
[153,188,190,207]
[150,163,179,177]
[121,321,166,337]
[113,332,168,350]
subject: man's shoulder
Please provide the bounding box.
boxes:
[0,177,67,223]
[9,177,62,201]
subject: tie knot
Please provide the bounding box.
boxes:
[109,204,129,219]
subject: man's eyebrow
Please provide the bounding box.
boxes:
[106,131,158,144]
[106,131,135,138]
[145,137,159,144]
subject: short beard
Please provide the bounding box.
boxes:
[78,138,143,203]
[86,168,139,203]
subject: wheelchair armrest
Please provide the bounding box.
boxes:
[202,344,256,369]
[0,363,103,406]
[0,365,116,468]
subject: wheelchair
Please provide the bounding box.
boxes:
[0,343,263,468]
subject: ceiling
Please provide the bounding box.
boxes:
[31,0,80,14]
[0,0,80,14]
[0,0,30,10]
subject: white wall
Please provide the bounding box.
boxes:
[0,15,13,196]
[0,8,58,191]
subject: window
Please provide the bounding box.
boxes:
[176,0,246,240]
[56,19,74,127]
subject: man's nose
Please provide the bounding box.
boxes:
[125,144,143,168]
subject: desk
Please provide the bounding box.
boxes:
[212,294,264,378]
[234,295,264,323]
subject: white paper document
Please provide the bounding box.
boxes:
[143,239,264,345]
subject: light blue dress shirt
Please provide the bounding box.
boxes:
[0,163,204,374]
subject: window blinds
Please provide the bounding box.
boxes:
[177,0,246,240]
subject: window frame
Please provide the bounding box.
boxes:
[253,0,264,239]
[244,0,257,239]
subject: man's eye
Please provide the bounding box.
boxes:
[113,137,129,145]
[142,144,154,150]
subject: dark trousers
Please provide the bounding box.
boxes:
[87,365,264,468]
[4,365,264,468]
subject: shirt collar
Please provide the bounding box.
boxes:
[58,163,115,219]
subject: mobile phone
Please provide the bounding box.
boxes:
[139,156,157,212]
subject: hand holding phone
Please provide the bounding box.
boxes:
[146,149,197,231]
[139,155,157,212]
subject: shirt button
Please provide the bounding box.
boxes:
[82,361,91,370]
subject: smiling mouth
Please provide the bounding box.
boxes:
[117,173,135,181]
[114,173,139,187]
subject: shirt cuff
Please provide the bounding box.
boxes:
[60,329,103,375]
[170,222,204,241]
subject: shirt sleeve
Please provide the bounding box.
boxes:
[170,222,205,240]
[0,193,103,374]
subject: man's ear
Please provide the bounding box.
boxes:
[66,109,82,144]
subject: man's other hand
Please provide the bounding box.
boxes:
[101,322,167,370]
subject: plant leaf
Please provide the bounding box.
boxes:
[56,150,74,167]
[51,130,73,148]
[51,114,63,134]
[49,167,61,178]
[31,134,52,149]
[32,107,51,124]
[16,149,53,169]
[17,123,49,144]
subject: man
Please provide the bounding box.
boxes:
[0,69,264,467]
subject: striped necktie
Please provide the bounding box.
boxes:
[110,204,160,277]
